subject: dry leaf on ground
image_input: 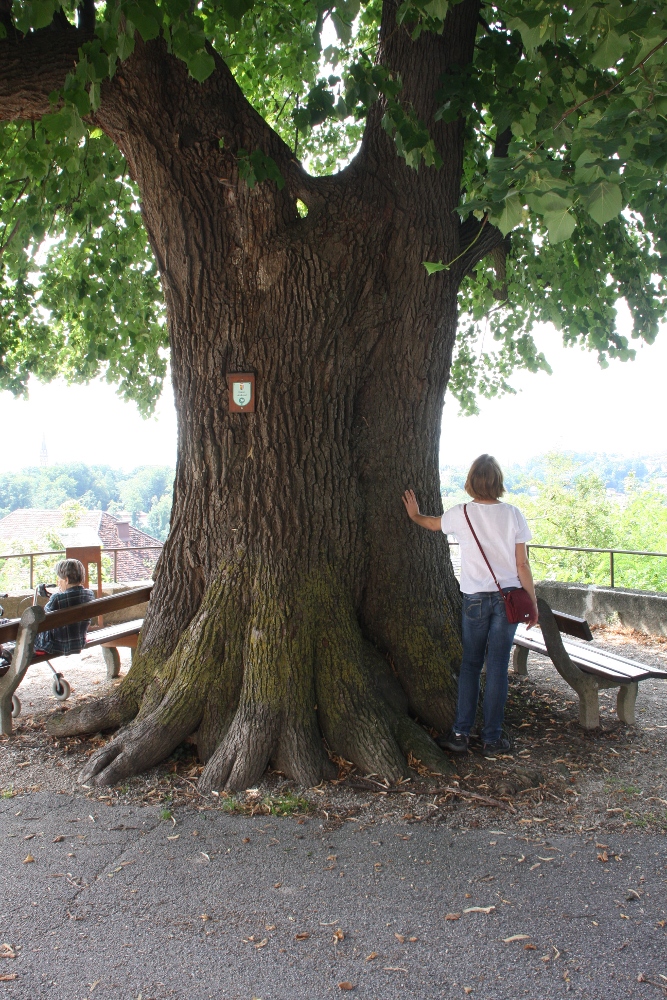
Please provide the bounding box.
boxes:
[338,982,355,990]
[445,913,461,921]
[503,935,530,943]
[0,974,17,982]
[295,932,310,941]
[0,945,16,960]
[365,952,378,961]
[333,929,345,942]
[394,933,405,943]
[463,906,495,914]
[255,938,268,949]
[23,855,34,864]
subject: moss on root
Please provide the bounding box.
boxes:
[46,562,458,790]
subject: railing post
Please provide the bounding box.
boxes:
[29,554,34,591]
[610,551,614,589]
[113,549,118,584]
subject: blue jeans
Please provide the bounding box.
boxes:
[454,590,518,744]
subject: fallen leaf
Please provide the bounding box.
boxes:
[394,933,405,943]
[0,974,17,982]
[0,945,16,959]
[541,955,551,963]
[23,855,34,864]
[524,944,536,950]
[295,932,310,941]
[327,855,337,861]
[167,835,179,841]
[265,924,276,931]
[464,892,472,898]
[200,914,211,922]
[596,843,608,849]
[255,938,268,949]
[464,989,473,995]
[408,936,418,942]
[333,928,345,942]
[23,834,34,840]
[620,914,630,920]
[338,982,355,991]
[53,835,64,843]
[597,852,609,863]
[445,913,461,921]
[365,952,379,961]
[503,935,530,943]
[463,906,495,914]
[273,882,282,888]
[242,837,250,843]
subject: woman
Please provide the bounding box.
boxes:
[402,454,538,754]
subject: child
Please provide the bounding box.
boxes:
[34,558,95,655]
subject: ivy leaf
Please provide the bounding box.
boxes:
[423,261,449,274]
[584,181,623,225]
[543,208,576,244]
[489,193,523,236]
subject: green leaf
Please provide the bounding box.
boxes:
[424,0,448,20]
[543,208,576,243]
[187,50,215,83]
[584,181,623,225]
[423,261,449,274]
[590,31,631,70]
[489,193,523,236]
[330,11,352,44]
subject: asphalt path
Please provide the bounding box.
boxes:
[0,793,665,1000]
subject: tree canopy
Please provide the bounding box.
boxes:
[1,0,666,413]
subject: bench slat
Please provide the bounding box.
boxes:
[85,619,143,647]
[551,611,593,642]
[514,627,652,682]
[0,586,152,644]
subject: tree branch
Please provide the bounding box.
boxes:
[456,215,507,279]
[0,20,89,121]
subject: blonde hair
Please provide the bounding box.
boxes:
[464,454,505,501]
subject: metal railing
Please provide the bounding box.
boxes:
[525,543,667,589]
[447,539,667,589]
[0,546,163,589]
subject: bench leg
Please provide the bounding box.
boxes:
[513,645,529,676]
[616,681,638,725]
[577,675,601,729]
[102,646,121,680]
[0,689,13,736]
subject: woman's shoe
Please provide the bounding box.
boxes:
[481,736,512,754]
[436,730,469,753]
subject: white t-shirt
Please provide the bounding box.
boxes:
[441,502,532,595]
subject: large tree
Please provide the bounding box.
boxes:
[1,0,666,789]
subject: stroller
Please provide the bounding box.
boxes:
[0,583,72,720]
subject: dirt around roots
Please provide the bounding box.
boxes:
[1,631,666,838]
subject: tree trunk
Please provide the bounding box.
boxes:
[2,0,486,789]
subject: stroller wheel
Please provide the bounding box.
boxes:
[52,675,71,701]
[11,694,21,718]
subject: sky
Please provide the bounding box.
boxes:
[0,310,663,474]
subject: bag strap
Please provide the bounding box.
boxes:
[463,503,505,598]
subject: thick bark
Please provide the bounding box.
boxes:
[1,0,484,789]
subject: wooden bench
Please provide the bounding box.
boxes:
[0,586,152,735]
[513,597,667,729]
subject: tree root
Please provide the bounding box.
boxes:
[46,565,458,790]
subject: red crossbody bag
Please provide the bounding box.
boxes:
[463,504,534,625]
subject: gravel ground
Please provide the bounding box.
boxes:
[0,627,665,998]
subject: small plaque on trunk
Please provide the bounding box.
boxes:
[227,373,255,412]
